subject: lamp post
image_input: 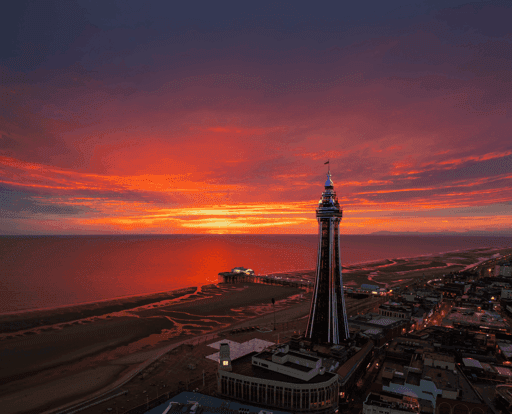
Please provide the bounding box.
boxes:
[272,298,276,330]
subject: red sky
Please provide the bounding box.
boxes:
[1,1,511,235]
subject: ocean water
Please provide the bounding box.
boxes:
[1,234,511,313]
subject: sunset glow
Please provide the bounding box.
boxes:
[1,1,511,234]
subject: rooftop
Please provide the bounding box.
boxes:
[443,308,507,329]
[365,392,420,413]
[147,392,292,414]
[206,338,274,363]
[337,341,373,384]
[423,365,481,404]
[350,314,404,327]
[423,352,455,363]
[229,351,336,384]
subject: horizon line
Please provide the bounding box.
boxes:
[2,232,512,237]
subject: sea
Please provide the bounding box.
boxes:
[1,234,511,314]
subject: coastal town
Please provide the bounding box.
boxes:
[49,174,512,414]
[62,253,512,414]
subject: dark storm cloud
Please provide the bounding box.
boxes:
[354,153,512,194]
[0,184,83,217]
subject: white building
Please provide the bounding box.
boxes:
[217,343,339,413]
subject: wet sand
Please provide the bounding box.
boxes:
[1,246,511,414]
[0,283,306,414]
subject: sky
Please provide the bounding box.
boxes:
[0,0,511,235]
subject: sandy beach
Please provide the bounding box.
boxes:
[1,246,511,414]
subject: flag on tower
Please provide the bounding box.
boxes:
[324,160,329,165]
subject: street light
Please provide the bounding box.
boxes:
[272,298,276,330]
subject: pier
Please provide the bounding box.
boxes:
[218,272,313,289]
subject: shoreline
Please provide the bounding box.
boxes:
[0,282,306,414]
[2,244,510,317]
[1,247,512,413]
[1,244,509,320]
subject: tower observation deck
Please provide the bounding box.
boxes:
[305,170,350,344]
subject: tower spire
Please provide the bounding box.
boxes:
[306,168,349,344]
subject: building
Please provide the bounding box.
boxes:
[372,351,488,414]
[501,288,512,300]
[495,385,512,412]
[213,171,374,414]
[231,267,255,275]
[441,307,509,333]
[498,264,512,277]
[423,353,455,371]
[379,302,413,320]
[306,170,350,344]
[217,343,340,413]
[349,314,411,347]
[363,391,421,414]
[147,392,293,414]
[461,357,512,384]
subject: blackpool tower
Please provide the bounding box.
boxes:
[305,168,350,344]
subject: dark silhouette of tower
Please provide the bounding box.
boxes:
[305,170,350,344]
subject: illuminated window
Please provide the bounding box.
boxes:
[223,361,229,366]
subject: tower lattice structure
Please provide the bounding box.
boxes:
[305,170,350,344]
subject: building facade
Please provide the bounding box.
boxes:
[363,391,420,414]
[217,344,339,413]
[306,171,350,344]
[379,302,413,320]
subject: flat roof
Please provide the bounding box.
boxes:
[206,338,275,363]
[498,342,512,352]
[287,350,319,362]
[369,316,403,326]
[423,366,481,404]
[463,358,483,369]
[230,352,336,385]
[147,392,293,414]
[423,352,455,363]
[282,361,312,372]
[444,309,507,328]
[494,366,512,377]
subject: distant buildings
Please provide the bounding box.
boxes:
[495,263,512,277]
[370,334,489,414]
[441,307,508,333]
